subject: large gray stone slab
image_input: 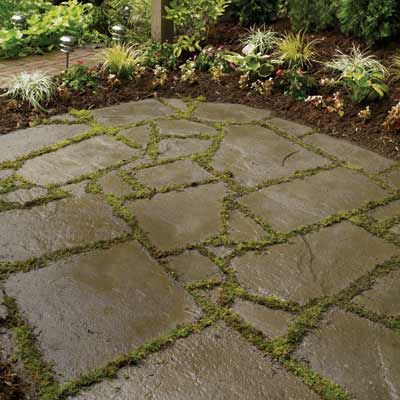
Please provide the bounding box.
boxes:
[165,251,221,283]
[232,299,294,338]
[19,136,138,185]
[126,183,226,250]
[119,125,151,147]
[232,222,399,305]
[98,170,133,197]
[193,102,271,122]
[5,242,199,380]
[0,124,88,164]
[240,168,389,232]
[162,98,188,111]
[159,138,211,159]
[211,125,329,186]
[353,270,400,316]
[157,119,218,137]
[0,187,48,205]
[0,169,15,180]
[382,170,400,187]
[295,309,400,400]
[61,181,88,198]
[90,100,173,126]
[304,134,394,173]
[0,194,129,262]
[228,210,266,242]
[135,160,211,189]
[268,117,313,137]
[368,200,400,221]
[70,324,320,400]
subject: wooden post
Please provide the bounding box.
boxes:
[151,0,174,42]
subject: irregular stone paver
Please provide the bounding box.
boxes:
[158,138,211,159]
[0,124,88,163]
[382,170,400,187]
[119,125,151,147]
[390,224,400,234]
[193,102,271,122]
[0,195,129,262]
[0,289,7,320]
[304,133,394,173]
[228,210,266,242]
[70,324,320,400]
[353,271,400,316]
[232,222,399,305]
[207,246,234,258]
[19,136,138,185]
[0,169,15,180]
[232,299,294,338]
[157,119,218,137]
[135,159,211,189]
[61,181,88,198]
[240,167,388,231]
[1,187,48,204]
[90,99,173,126]
[98,171,132,197]
[5,242,199,380]
[211,125,329,186]
[295,309,400,400]
[165,251,221,283]
[162,98,188,111]
[126,183,226,250]
[268,117,313,137]
[368,200,400,221]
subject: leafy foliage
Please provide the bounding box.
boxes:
[3,71,55,111]
[324,46,389,103]
[241,26,279,55]
[60,64,99,94]
[0,0,103,59]
[224,52,279,78]
[288,0,337,32]
[226,0,280,25]
[337,0,400,44]
[165,0,231,56]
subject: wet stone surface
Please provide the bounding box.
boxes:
[304,133,395,173]
[232,299,294,338]
[0,124,88,164]
[193,102,272,122]
[19,136,138,185]
[295,309,400,400]
[240,167,388,231]
[211,125,329,186]
[90,99,173,126]
[0,194,129,262]
[135,159,211,189]
[126,183,226,251]
[157,119,218,137]
[70,324,320,400]
[232,222,400,305]
[164,251,222,283]
[5,242,199,380]
[158,137,211,159]
[352,270,400,316]
[2,100,400,398]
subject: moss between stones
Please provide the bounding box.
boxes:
[2,99,400,400]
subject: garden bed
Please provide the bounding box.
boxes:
[1,20,400,160]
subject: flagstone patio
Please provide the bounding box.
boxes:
[0,98,399,400]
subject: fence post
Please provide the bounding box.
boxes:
[151,0,174,42]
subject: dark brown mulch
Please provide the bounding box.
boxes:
[1,19,400,160]
[0,362,24,400]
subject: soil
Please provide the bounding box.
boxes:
[1,19,400,160]
[0,362,24,400]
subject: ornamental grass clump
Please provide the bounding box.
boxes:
[100,44,144,80]
[3,71,55,111]
[241,26,279,55]
[324,45,388,103]
[274,31,319,69]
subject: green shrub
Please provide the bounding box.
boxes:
[337,0,400,44]
[0,0,103,59]
[227,0,280,25]
[60,64,99,94]
[288,0,337,32]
